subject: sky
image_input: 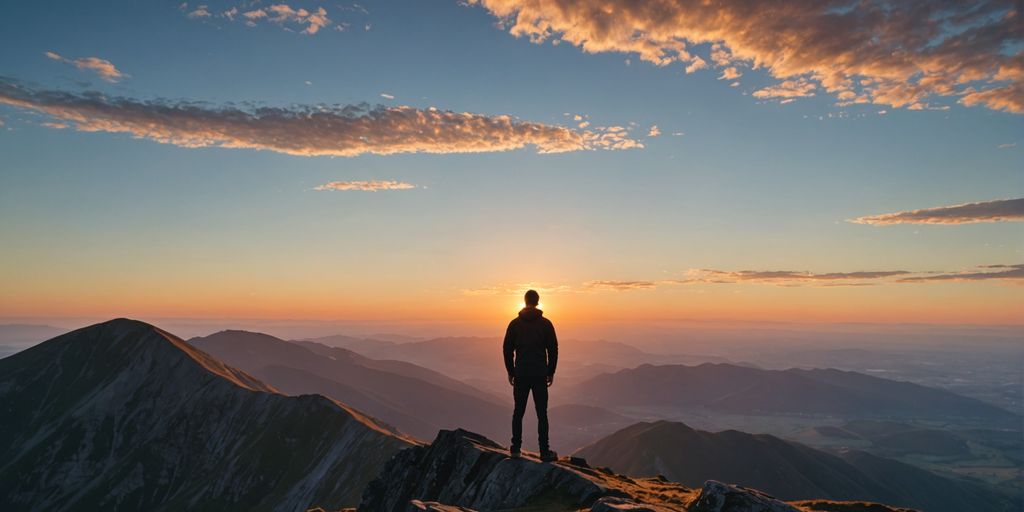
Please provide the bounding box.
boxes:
[1,0,1022,334]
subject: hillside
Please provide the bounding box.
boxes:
[574,421,1017,512]
[190,330,510,443]
[564,363,1018,425]
[0,319,411,511]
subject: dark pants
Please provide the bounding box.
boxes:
[511,375,548,451]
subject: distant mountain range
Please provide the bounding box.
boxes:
[0,319,411,511]
[1,318,1016,511]
[563,363,1019,425]
[190,330,511,443]
[575,420,1018,512]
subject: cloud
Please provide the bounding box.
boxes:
[997,142,1017,149]
[850,198,1024,225]
[184,2,337,34]
[0,79,640,157]
[243,4,332,34]
[677,269,913,286]
[314,180,416,191]
[718,67,741,80]
[646,125,660,137]
[753,79,816,100]
[44,52,126,83]
[897,264,1024,283]
[187,4,212,18]
[467,0,1024,113]
[380,93,395,100]
[584,280,658,291]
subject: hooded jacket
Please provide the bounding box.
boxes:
[503,307,558,379]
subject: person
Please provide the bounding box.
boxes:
[503,289,558,462]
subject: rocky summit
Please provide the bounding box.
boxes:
[358,428,918,512]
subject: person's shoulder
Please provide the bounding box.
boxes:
[507,317,520,327]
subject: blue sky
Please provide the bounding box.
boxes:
[1,0,1022,327]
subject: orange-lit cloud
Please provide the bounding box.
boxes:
[475,265,1023,293]
[584,280,658,291]
[898,264,1024,283]
[44,52,126,83]
[314,180,416,191]
[851,198,1024,225]
[678,269,913,286]
[468,0,1023,113]
[0,80,639,157]
[183,2,335,34]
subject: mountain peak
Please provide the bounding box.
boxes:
[0,319,412,510]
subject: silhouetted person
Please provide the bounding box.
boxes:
[503,289,558,461]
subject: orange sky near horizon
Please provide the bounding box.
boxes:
[3,277,1021,329]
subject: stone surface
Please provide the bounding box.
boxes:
[591,495,680,511]
[692,481,800,512]
[360,428,696,512]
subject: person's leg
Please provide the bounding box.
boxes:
[511,379,530,449]
[532,378,549,452]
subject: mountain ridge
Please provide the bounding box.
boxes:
[0,318,411,511]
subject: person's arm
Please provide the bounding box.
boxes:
[503,321,515,385]
[546,320,558,385]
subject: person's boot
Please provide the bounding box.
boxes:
[509,445,521,458]
[540,448,558,462]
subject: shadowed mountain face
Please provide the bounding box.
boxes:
[190,331,510,443]
[0,319,411,512]
[564,363,1019,425]
[574,421,1018,512]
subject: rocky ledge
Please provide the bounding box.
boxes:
[356,429,918,512]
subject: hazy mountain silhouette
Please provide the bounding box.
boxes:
[190,330,509,442]
[0,319,411,511]
[564,363,1018,425]
[575,421,1016,512]
[814,420,973,457]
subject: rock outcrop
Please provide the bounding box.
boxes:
[358,429,920,512]
[691,481,800,512]
[359,428,696,511]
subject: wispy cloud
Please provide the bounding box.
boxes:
[470,264,1024,295]
[314,180,416,191]
[380,93,395,100]
[897,264,1024,283]
[0,80,640,157]
[182,2,338,34]
[646,125,660,137]
[44,52,126,83]
[677,269,913,286]
[753,79,816,101]
[997,142,1017,149]
[468,0,1023,113]
[584,280,658,291]
[850,198,1024,225]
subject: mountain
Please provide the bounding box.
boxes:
[574,421,1017,512]
[0,319,411,511]
[300,334,399,357]
[347,335,666,395]
[357,428,915,512]
[563,363,1019,425]
[190,330,510,443]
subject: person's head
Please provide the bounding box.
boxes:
[524,289,540,308]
